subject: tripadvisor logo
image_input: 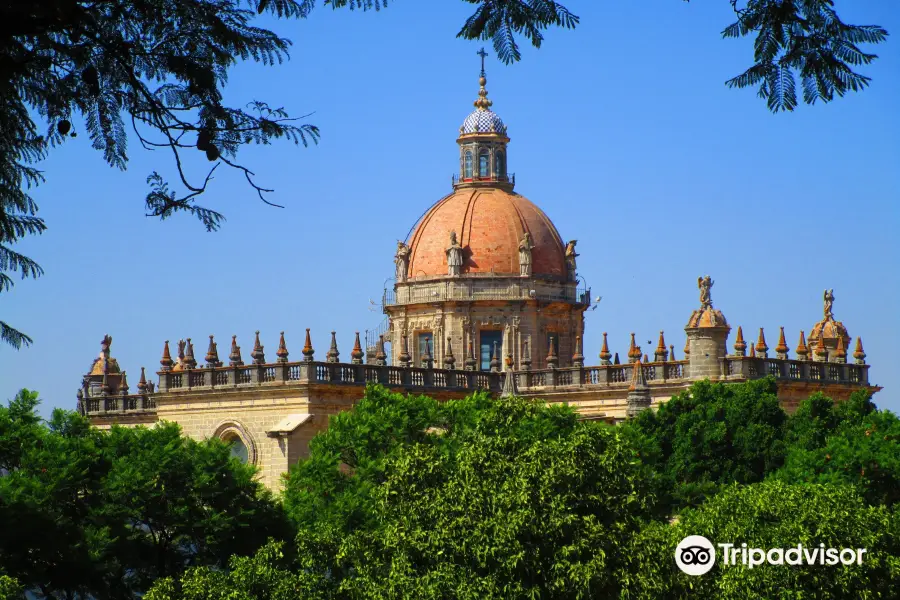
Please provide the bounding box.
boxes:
[675,535,716,575]
[675,536,867,576]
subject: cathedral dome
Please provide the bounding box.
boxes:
[461,109,506,135]
[405,187,566,279]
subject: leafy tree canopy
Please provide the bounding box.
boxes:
[278,385,658,599]
[149,382,900,599]
[0,0,888,348]
[0,576,23,600]
[777,389,900,507]
[0,389,287,599]
[625,377,788,511]
[626,480,900,599]
[145,540,326,600]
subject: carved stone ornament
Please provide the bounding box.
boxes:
[698,275,714,308]
[394,241,410,283]
[518,232,535,277]
[564,240,578,282]
[823,288,835,320]
[446,230,464,277]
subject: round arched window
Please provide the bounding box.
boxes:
[214,421,258,466]
[225,433,249,464]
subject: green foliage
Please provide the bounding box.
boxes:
[455,0,579,64]
[0,390,286,599]
[0,576,23,600]
[721,0,889,111]
[0,388,43,470]
[625,480,900,599]
[145,541,319,600]
[1,0,321,348]
[282,385,655,598]
[626,377,788,511]
[6,381,900,598]
[777,389,900,507]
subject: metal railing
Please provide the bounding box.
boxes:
[365,317,390,351]
[452,172,515,186]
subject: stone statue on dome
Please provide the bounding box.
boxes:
[564,240,578,282]
[518,232,535,277]
[823,288,835,320]
[447,231,464,276]
[698,275,714,308]
[394,240,410,283]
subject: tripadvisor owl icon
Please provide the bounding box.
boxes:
[675,535,716,576]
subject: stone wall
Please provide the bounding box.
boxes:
[386,276,588,372]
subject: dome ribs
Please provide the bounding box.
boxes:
[406,188,566,278]
[407,191,456,276]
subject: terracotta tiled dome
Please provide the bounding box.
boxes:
[405,187,566,279]
[810,317,850,348]
[686,306,728,329]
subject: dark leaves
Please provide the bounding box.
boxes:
[455,0,580,64]
[722,0,889,112]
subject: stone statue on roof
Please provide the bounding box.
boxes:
[518,232,534,277]
[565,240,578,282]
[394,240,410,283]
[447,230,463,277]
[698,275,714,308]
[823,288,834,320]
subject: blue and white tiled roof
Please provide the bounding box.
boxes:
[461,109,507,135]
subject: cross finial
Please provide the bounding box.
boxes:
[477,47,488,76]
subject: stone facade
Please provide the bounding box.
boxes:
[77,57,881,491]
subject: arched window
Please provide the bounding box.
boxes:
[494,151,506,178]
[479,149,490,177]
[464,151,473,178]
[225,433,249,464]
[214,421,257,465]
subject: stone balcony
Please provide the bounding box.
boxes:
[81,354,873,418]
[724,355,870,385]
[516,361,688,390]
[81,393,157,416]
[157,361,504,394]
[384,278,590,308]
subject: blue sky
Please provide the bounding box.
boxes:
[2,1,898,415]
